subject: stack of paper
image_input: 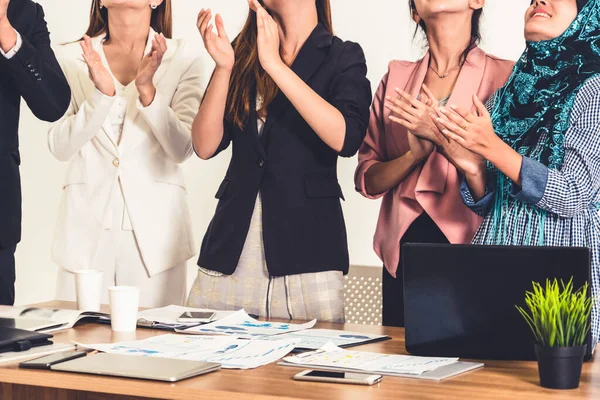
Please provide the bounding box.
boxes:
[177,310,316,339]
[78,334,299,370]
[264,329,390,351]
[280,342,482,379]
[0,306,109,333]
[136,305,235,330]
[0,343,76,364]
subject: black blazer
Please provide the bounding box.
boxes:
[0,0,71,248]
[199,24,372,277]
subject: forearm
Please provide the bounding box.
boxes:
[465,169,488,201]
[364,151,422,196]
[269,63,346,153]
[0,5,70,122]
[485,139,523,186]
[192,67,231,159]
[0,18,17,53]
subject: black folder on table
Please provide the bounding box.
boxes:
[0,326,53,353]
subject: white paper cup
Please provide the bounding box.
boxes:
[74,270,103,312]
[108,286,140,332]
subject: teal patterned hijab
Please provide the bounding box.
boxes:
[486,0,600,245]
[491,0,600,169]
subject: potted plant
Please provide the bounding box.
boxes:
[516,278,594,390]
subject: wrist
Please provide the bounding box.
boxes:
[406,150,423,166]
[137,85,156,107]
[215,65,233,75]
[264,59,286,77]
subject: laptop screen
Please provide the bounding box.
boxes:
[402,244,593,361]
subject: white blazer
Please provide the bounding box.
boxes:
[49,30,205,277]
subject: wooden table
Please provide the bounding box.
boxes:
[0,302,598,400]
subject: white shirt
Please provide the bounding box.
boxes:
[0,30,22,59]
[100,45,137,231]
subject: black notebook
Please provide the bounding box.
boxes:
[0,326,53,353]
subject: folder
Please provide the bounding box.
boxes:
[0,326,53,353]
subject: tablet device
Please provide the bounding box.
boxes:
[51,353,221,382]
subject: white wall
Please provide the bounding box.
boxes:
[14,0,529,305]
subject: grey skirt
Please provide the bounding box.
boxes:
[187,194,345,323]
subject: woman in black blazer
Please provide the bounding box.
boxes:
[188,0,371,322]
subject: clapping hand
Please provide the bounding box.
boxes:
[80,35,115,97]
[249,0,284,74]
[197,8,234,72]
[135,33,167,105]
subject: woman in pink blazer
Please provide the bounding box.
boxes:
[355,0,514,327]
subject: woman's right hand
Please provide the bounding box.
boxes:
[431,113,486,177]
[197,9,234,72]
[80,35,115,97]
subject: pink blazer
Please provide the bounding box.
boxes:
[355,47,514,277]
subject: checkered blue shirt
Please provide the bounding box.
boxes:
[462,76,600,345]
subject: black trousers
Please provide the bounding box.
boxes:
[0,245,16,306]
[382,213,449,327]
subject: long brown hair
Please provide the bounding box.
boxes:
[226,0,333,129]
[84,0,173,40]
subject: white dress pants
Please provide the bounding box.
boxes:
[55,181,186,308]
[56,228,186,308]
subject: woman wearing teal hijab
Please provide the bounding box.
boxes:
[434,0,600,344]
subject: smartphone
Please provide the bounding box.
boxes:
[293,370,382,385]
[19,351,88,370]
[176,311,216,323]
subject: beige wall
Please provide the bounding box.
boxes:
[14,0,528,305]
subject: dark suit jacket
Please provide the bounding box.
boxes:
[199,24,372,277]
[0,0,71,248]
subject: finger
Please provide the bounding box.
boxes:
[79,41,88,59]
[205,23,214,39]
[385,97,418,117]
[82,35,93,57]
[441,129,468,147]
[384,100,416,122]
[251,0,262,12]
[266,14,278,38]
[430,114,449,145]
[449,104,475,123]
[436,116,468,139]
[473,94,489,118]
[421,84,439,104]
[215,14,229,40]
[440,107,469,129]
[152,51,160,68]
[197,10,209,29]
[395,88,424,110]
[199,11,212,36]
[256,7,265,33]
[157,33,168,54]
[389,115,415,131]
[81,50,91,67]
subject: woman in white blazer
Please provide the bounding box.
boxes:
[48,0,204,308]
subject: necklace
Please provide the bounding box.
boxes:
[429,64,461,79]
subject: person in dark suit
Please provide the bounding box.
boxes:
[187,0,371,322]
[0,0,71,305]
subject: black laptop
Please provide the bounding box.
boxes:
[402,243,595,361]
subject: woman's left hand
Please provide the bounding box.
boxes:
[250,0,284,74]
[436,94,501,159]
[385,86,442,146]
[136,33,168,106]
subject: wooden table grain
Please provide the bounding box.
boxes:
[0,301,598,400]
